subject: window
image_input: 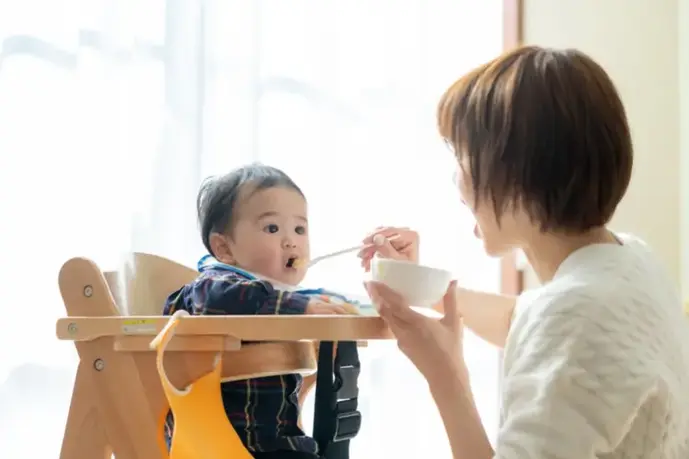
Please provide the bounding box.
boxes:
[0,1,506,457]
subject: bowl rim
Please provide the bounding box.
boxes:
[371,257,452,278]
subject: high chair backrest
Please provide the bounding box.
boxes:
[103,253,197,315]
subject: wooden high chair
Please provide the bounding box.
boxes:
[56,254,392,459]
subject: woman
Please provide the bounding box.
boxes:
[359,46,689,458]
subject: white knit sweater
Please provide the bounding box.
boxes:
[497,234,689,458]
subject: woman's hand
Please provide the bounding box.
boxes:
[365,279,467,384]
[358,227,420,271]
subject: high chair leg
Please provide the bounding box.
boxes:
[60,361,112,459]
[59,258,165,459]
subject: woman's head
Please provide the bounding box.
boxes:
[437,46,632,256]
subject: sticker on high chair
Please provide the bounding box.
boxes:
[122,318,157,334]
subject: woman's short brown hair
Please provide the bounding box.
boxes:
[437,46,633,233]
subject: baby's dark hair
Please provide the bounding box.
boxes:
[197,163,304,255]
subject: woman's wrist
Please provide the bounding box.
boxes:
[426,356,470,394]
[427,358,494,459]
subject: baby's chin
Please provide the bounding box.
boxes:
[233,262,304,287]
[265,267,306,287]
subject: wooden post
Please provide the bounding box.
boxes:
[59,258,165,459]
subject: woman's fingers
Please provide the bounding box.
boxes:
[358,226,419,271]
[364,281,424,325]
[361,227,405,244]
[360,227,415,253]
[365,280,403,308]
[356,244,380,261]
[357,228,399,257]
[368,293,409,337]
[369,238,402,259]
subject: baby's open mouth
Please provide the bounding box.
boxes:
[286,257,299,269]
[286,257,307,269]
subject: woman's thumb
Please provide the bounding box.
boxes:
[440,280,460,326]
[374,238,400,259]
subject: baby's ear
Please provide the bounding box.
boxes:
[209,233,234,264]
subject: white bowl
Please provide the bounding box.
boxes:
[370,258,452,308]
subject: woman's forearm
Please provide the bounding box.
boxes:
[437,287,515,348]
[428,365,494,459]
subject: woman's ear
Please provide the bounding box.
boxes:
[209,232,234,264]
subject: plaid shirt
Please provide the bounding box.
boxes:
[163,266,319,456]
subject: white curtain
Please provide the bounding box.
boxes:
[0,1,504,457]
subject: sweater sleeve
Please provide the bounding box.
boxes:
[495,294,656,459]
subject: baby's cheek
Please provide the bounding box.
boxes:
[248,249,280,270]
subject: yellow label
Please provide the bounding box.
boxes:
[122,318,157,334]
[122,319,155,325]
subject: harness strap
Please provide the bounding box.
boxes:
[312,341,362,459]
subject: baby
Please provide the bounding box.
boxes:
[163,163,353,459]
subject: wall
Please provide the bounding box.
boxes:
[681,0,689,301]
[520,0,687,298]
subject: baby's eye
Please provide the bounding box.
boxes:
[264,224,279,234]
[295,225,306,235]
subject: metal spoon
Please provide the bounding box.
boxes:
[295,234,400,268]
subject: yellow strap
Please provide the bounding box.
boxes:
[150,310,188,351]
[151,310,189,394]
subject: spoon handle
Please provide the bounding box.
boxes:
[307,234,400,268]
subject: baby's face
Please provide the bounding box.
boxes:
[225,186,310,285]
